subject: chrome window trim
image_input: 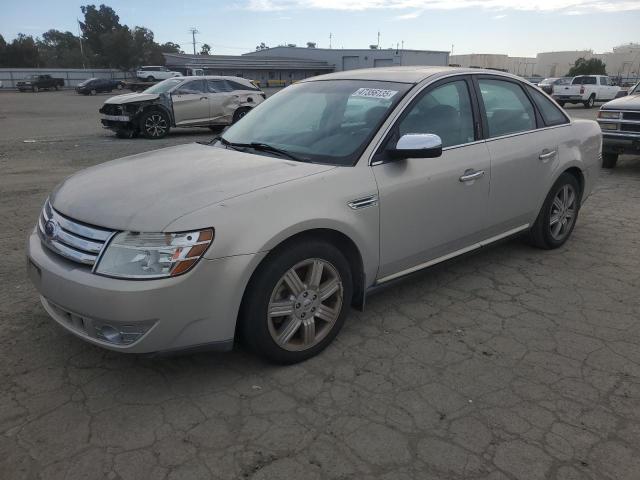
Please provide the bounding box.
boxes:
[366,72,573,166]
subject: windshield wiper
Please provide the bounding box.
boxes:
[204,136,306,162]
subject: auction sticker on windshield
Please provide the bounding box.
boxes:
[351,88,398,99]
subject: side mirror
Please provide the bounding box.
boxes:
[388,133,443,159]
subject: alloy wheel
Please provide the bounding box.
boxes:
[549,184,577,241]
[144,114,167,137]
[267,258,343,352]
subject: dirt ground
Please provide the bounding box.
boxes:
[1,89,640,480]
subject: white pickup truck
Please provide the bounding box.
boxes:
[553,75,620,108]
[135,66,182,82]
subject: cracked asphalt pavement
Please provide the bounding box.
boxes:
[1,91,639,479]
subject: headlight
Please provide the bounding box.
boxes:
[598,111,621,119]
[95,229,214,279]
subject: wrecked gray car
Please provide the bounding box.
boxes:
[99,76,266,139]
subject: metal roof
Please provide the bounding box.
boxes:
[163,53,334,71]
[301,66,527,83]
[244,46,450,55]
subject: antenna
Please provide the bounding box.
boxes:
[189,27,200,55]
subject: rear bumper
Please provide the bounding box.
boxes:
[26,228,266,354]
[553,95,583,102]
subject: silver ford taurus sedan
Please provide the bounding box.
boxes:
[27,67,601,363]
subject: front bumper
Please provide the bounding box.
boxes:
[26,229,265,354]
[602,133,640,155]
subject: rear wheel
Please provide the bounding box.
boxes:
[583,95,595,108]
[602,153,618,169]
[232,107,251,124]
[240,240,353,364]
[527,173,580,249]
[140,109,170,139]
[146,76,155,82]
[90,89,97,95]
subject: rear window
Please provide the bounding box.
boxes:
[527,87,569,127]
[572,76,597,85]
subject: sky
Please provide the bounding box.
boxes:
[1,0,639,57]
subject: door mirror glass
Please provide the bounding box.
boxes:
[388,133,442,159]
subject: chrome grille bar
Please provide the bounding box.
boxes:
[38,200,115,266]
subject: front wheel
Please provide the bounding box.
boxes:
[527,173,580,250]
[90,89,97,95]
[602,153,618,169]
[140,109,170,139]
[240,241,353,364]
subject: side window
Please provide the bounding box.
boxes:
[179,81,205,94]
[227,80,255,91]
[207,80,233,93]
[478,79,536,138]
[527,87,569,126]
[397,80,475,148]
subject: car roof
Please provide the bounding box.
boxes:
[184,75,255,83]
[300,66,528,84]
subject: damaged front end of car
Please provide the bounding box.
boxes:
[99,94,174,139]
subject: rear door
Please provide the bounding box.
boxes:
[206,79,237,124]
[475,76,568,235]
[172,80,210,126]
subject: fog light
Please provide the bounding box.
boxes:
[95,324,151,345]
[600,123,618,131]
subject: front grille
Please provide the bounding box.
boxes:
[99,104,124,115]
[623,111,640,121]
[621,123,640,133]
[38,200,115,266]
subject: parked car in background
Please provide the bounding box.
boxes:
[76,78,125,95]
[17,75,65,92]
[552,75,620,108]
[28,67,601,363]
[537,77,571,95]
[99,76,266,138]
[135,66,182,82]
[597,81,640,168]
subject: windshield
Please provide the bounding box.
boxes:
[221,80,411,166]
[539,78,557,85]
[144,78,183,94]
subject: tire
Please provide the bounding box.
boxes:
[232,107,251,124]
[527,173,580,250]
[90,89,97,95]
[240,240,353,364]
[115,128,135,139]
[33,86,38,93]
[117,83,124,90]
[54,85,59,91]
[140,109,170,139]
[146,76,155,82]
[583,95,595,109]
[602,153,618,169]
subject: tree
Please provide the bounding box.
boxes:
[160,42,182,54]
[200,43,211,55]
[80,4,124,66]
[255,42,269,51]
[100,28,136,69]
[0,34,6,66]
[4,34,40,67]
[568,57,607,76]
[37,30,85,68]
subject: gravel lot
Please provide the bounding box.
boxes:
[1,89,639,480]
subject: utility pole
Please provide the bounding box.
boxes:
[401,40,404,50]
[377,31,380,49]
[329,32,332,49]
[189,27,199,55]
[77,19,86,69]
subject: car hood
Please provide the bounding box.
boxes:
[50,143,335,232]
[104,92,160,104]
[601,93,640,111]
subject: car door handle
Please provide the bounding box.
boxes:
[539,150,557,161]
[459,169,485,182]
[200,96,208,100]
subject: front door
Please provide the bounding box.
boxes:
[172,80,210,126]
[373,77,491,280]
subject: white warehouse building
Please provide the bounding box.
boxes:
[536,43,640,79]
[449,53,537,76]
